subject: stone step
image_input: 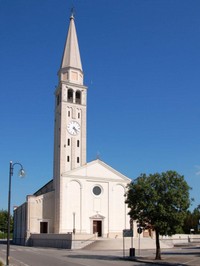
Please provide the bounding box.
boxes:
[82,237,173,250]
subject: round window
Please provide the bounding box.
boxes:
[93,186,102,196]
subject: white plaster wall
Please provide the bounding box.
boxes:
[13,203,27,245]
[61,179,81,232]
[87,181,109,235]
[27,191,55,234]
[111,184,126,231]
[59,174,130,237]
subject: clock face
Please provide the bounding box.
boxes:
[67,121,80,135]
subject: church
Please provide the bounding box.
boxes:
[13,14,131,246]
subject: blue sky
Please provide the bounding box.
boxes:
[0,0,200,211]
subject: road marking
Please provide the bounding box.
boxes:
[10,257,30,266]
[183,258,200,265]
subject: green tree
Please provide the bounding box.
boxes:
[0,209,13,236]
[182,206,200,234]
[125,171,191,260]
[193,206,200,233]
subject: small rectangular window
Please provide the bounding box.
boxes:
[78,113,80,119]
[68,139,70,146]
[67,156,70,162]
[77,140,79,147]
[57,95,59,106]
[68,111,70,117]
[77,157,79,163]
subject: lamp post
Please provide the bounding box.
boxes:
[73,212,76,234]
[6,161,25,266]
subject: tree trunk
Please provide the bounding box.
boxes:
[155,230,161,260]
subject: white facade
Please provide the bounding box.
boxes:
[55,159,130,237]
[13,14,131,244]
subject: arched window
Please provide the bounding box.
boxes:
[68,89,73,103]
[75,91,81,104]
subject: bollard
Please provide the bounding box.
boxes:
[129,247,135,257]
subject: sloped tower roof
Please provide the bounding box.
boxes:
[60,14,82,71]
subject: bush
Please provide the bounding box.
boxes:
[0,232,13,239]
[0,232,7,239]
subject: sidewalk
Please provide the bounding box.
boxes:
[126,243,200,265]
[73,243,200,265]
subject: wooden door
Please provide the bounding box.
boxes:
[93,220,102,237]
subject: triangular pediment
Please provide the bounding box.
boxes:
[62,159,131,183]
[90,213,105,219]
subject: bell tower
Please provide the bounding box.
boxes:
[53,14,87,232]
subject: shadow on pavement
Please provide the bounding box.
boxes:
[181,246,200,250]
[67,254,190,266]
[162,251,200,256]
[67,254,162,265]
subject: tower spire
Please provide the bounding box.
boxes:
[59,12,82,76]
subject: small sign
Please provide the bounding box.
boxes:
[137,227,142,234]
[123,229,133,237]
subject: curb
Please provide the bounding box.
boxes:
[121,256,182,266]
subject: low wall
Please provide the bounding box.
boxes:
[13,237,26,246]
[29,233,72,249]
[160,234,200,245]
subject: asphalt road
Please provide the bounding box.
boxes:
[0,243,200,266]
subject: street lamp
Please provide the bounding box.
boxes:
[6,161,25,266]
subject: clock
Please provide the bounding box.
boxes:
[67,121,80,135]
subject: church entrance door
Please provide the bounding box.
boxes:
[93,220,102,237]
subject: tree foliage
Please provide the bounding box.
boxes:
[0,209,13,235]
[126,171,191,260]
[182,206,200,234]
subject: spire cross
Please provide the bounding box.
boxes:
[70,7,75,18]
[96,151,101,160]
